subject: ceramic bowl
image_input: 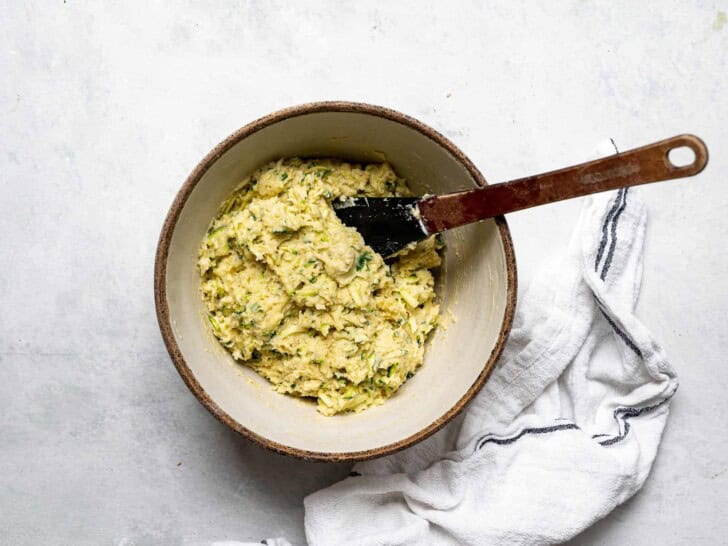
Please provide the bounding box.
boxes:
[154,102,516,461]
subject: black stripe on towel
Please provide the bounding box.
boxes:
[593,139,622,272]
[594,394,674,446]
[476,423,579,451]
[609,138,619,155]
[594,188,625,272]
[600,187,629,280]
[596,302,643,358]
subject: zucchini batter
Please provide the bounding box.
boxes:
[198,158,442,415]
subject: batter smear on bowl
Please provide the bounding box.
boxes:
[198,158,443,415]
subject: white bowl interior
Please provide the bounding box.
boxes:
[164,111,510,455]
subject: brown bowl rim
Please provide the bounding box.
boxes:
[154,101,517,462]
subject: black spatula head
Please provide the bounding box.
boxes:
[333,196,429,257]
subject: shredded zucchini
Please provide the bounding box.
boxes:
[198,158,442,415]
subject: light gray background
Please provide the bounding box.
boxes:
[2,2,727,544]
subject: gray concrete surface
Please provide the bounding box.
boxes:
[1,2,727,544]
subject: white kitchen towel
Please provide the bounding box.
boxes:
[304,140,678,546]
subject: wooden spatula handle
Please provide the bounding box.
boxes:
[419,134,708,233]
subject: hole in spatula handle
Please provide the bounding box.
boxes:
[668,146,696,167]
[664,135,708,175]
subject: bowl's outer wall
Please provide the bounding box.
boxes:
[157,104,516,460]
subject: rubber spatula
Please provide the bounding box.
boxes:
[333,134,708,257]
